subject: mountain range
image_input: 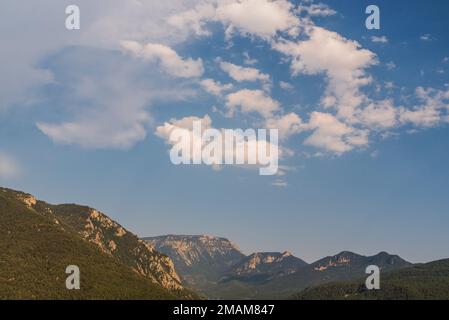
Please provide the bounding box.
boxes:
[1,186,447,300]
[294,258,449,300]
[0,187,196,299]
[144,235,412,299]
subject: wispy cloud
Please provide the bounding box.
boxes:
[0,153,21,180]
[371,36,389,44]
[420,34,433,41]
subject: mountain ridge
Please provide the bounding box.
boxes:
[144,234,246,291]
[293,258,449,300]
[0,187,196,299]
[144,234,413,299]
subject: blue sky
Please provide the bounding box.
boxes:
[1,0,449,263]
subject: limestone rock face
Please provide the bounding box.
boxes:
[145,235,245,274]
[144,235,246,292]
[231,252,307,276]
[46,206,184,291]
[1,187,185,292]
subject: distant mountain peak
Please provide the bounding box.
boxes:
[144,235,246,278]
[231,251,308,277]
[312,251,411,272]
[282,251,293,257]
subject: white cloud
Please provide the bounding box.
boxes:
[167,3,216,37]
[279,81,294,91]
[243,52,258,65]
[386,61,396,70]
[399,106,441,128]
[156,114,213,142]
[399,87,449,128]
[37,88,152,150]
[216,0,300,39]
[36,48,197,149]
[384,82,395,89]
[371,36,389,44]
[155,114,283,173]
[121,41,204,78]
[5,0,449,161]
[420,34,432,41]
[0,0,213,150]
[168,0,301,40]
[297,3,337,17]
[156,115,214,169]
[266,113,303,139]
[200,79,233,96]
[0,153,21,179]
[219,61,270,83]
[0,1,63,110]
[273,26,377,122]
[303,112,369,154]
[225,89,281,118]
[0,0,208,111]
[358,100,398,129]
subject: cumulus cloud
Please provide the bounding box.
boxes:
[155,114,283,174]
[167,3,216,37]
[358,100,398,129]
[200,79,233,96]
[5,0,449,162]
[399,87,449,127]
[156,115,213,142]
[274,26,377,122]
[225,89,281,118]
[216,0,300,39]
[2,0,210,151]
[219,61,270,83]
[399,106,441,128]
[243,52,258,66]
[279,81,295,91]
[266,113,304,139]
[303,112,369,154]
[121,41,204,78]
[168,0,300,39]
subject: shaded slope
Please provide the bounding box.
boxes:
[0,187,197,299]
[293,258,449,300]
[252,251,412,299]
